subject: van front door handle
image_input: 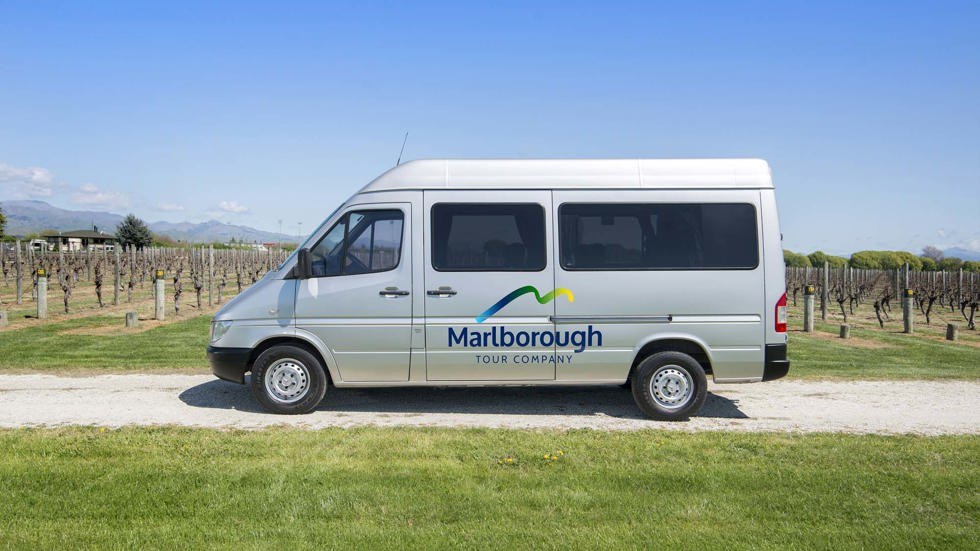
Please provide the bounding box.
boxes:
[426,288,457,297]
[379,288,410,297]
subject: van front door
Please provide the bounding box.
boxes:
[423,191,557,381]
[295,203,412,382]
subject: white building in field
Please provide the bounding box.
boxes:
[41,228,117,252]
[224,241,271,251]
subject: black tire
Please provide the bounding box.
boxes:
[631,351,707,421]
[250,345,328,414]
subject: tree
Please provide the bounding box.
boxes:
[152,232,179,247]
[808,251,848,268]
[849,251,883,270]
[920,257,937,271]
[807,250,829,266]
[937,257,964,272]
[922,245,944,263]
[849,250,925,270]
[963,261,980,273]
[893,251,923,271]
[116,214,153,250]
[0,204,6,239]
[783,250,811,267]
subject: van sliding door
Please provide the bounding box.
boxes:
[423,191,557,381]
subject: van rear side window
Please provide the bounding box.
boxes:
[559,203,758,270]
[431,203,546,271]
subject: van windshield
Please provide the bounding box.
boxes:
[275,204,344,271]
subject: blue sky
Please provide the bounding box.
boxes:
[1,1,977,255]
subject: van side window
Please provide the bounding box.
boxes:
[559,203,758,270]
[431,203,546,271]
[309,210,403,277]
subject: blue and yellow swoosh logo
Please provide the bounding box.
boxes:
[475,286,574,323]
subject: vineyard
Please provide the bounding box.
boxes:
[2,240,977,342]
[0,242,289,327]
[786,265,980,333]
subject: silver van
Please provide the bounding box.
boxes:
[207,159,789,420]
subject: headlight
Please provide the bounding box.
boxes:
[210,320,233,343]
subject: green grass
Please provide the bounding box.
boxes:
[0,314,210,371]
[0,304,976,380]
[788,321,980,380]
[0,427,976,549]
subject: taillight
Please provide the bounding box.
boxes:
[775,292,787,333]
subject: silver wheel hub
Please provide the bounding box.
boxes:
[650,366,693,409]
[265,358,310,404]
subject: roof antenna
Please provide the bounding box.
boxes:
[395,132,409,166]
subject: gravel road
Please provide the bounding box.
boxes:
[1,374,977,435]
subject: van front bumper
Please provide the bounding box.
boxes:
[763,343,790,381]
[207,346,251,384]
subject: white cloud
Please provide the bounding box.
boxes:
[0,162,53,184]
[0,162,56,198]
[71,183,130,209]
[26,181,53,197]
[217,200,249,214]
[157,203,185,212]
[0,161,135,211]
[937,229,947,239]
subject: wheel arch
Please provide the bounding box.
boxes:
[628,334,713,382]
[249,333,338,384]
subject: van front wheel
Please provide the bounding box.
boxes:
[251,345,328,414]
[632,351,707,421]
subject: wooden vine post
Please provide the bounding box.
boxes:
[15,239,23,305]
[113,246,121,306]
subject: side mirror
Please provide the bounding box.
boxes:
[295,248,312,279]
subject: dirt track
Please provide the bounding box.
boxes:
[2,374,978,434]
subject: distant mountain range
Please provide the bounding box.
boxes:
[943,247,980,262]
[0,200,293,244]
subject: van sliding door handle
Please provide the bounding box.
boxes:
[379,288,410,297]
[426,288,457,297]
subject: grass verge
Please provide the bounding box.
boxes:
[0,427,977,549]
[0,314,210,371]
[788,320,979,380]
[0,303,975,380]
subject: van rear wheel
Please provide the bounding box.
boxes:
[632,351,707,421]
[251,345,327,414]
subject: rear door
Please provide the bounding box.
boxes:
[423,190,558,381]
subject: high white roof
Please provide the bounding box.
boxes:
[358,159,772,192]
